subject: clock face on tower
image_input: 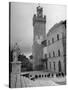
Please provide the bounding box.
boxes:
[35,35,43,45]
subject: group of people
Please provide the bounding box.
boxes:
[22,72,65,81]
[30,72,65,81]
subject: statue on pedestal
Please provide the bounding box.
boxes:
[13,43,20,62]
[11,43,21,74]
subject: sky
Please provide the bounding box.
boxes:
[10,2,66,56]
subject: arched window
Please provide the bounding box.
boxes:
[49,53,51,58]
[53,51,55,57]
[58,61,62,72]
[52,38,54,43]
[50,62,51,70]
[53,62,55,71]
[58,50,60,56]
[57,34,59,40]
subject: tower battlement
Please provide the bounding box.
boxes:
[33,6,46,26]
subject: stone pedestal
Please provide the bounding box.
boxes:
[11,61,21,88]
[11,61,21,74]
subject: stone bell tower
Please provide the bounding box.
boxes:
[32,6,46,70]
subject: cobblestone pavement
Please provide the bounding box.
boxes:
[51,77,66,85]
[20,76,58,87]
[11,71,66,88]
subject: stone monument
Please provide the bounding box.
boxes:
[11,43,21,88]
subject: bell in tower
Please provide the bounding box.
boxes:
[32,5,46,70]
